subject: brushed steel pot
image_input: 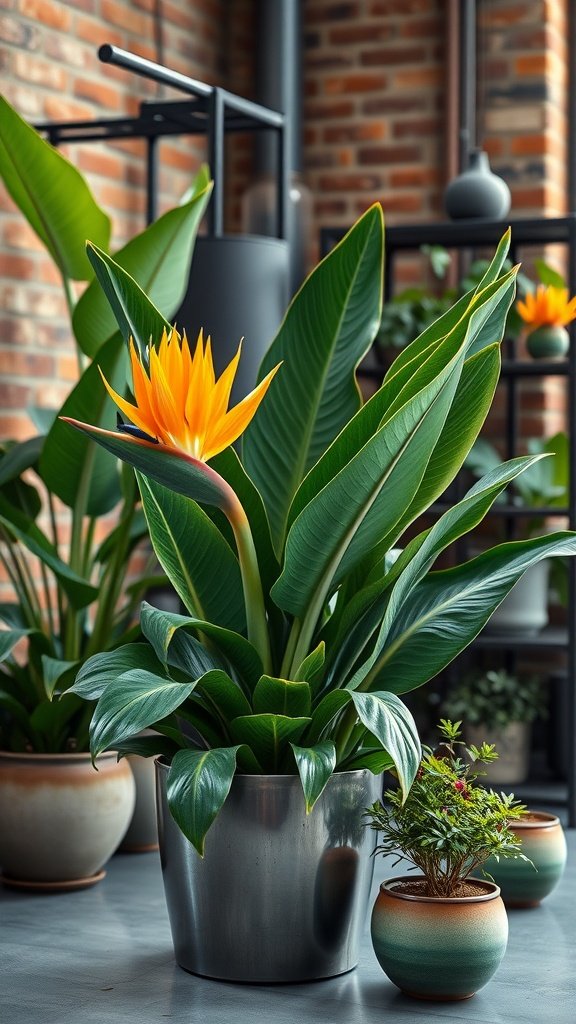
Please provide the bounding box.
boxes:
[155,760,380,982]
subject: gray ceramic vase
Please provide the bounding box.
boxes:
[445,149,511,221]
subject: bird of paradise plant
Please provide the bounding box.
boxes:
[66,206,576,855]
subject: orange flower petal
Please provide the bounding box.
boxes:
[203,362,282,461]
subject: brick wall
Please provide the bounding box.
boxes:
[302,0,571,245]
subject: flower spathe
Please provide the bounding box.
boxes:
[517,284,576,331]
[101,328,281,463]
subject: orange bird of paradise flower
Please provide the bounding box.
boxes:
[517,284,576,331]
[100,328,281,463]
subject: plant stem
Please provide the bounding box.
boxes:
[223,494,271,674]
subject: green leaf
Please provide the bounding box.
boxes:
[167,746,241,856]
[348,691,420,800]
[305,689,353,745]
[39,333,127,515]
[72,176,212,357]
[141,605,225,679]
[0,95,110,280]
[342,746,394,773]
[68,643,166,700]
[137,473,246,632]
[140,602,262,695]
[86,242,172,358]
[287,268,515,535]
[229,714,310,772]
[295,642,325,686]
[0,628,32,663]
[243,204,384,550]
[114,733,180,759]
[89,669,196,758]
[41,656,79,699]
[0,503,98,610]
[291,742,336,812]
[535,258,565,289]
[252,675,312,717]
[360,533,576,696]
[193,670,252,724]
[272,336,466,621]
[0,436,44,486]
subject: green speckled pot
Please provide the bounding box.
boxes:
[371,876,508,1001]
[485,812,567,908]
[526,325,569,359]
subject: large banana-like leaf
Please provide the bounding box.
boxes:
[193,671,252,724]
[0,96,110,280]
[243,204,384,550]
[72,177,212,357]
[291,742,336,813]
[40,334,127,515]
[86,243,172,359]
[326,453,547,693]
[272,339,466,623]
[140,602,262,695]
[287,267,515,532]
[89,668,196,758]
[167,746,242,856]
[138,474,246,632]
[356,533,576,695]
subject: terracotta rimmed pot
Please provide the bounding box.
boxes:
[0,750,135,890]
[484,811,567,907]
[371,876,508,1001]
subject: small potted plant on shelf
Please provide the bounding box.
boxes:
[367,720,528,1001]
[0,96,212,888]
[442,668,546,785]
[517,272,576,359]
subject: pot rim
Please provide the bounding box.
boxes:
[380,875,501,904]
[154,755,374,781]
[0,749,116,763]
[511,810,561,829]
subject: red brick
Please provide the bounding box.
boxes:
[323,122,387,143]
[324,72,388,94]
[12,51,68,91]
[74,78,122,111]
[0,253,37,279]
[19,0,71,29]
[360,45,427,66]
[511,135,548,156]
[358,144,422,165]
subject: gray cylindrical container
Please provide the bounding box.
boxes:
[155,762,381,983]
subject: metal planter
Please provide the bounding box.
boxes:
[155,761,380,982]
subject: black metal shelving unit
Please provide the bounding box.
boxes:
[323,215,576,825]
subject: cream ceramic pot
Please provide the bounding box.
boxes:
[0,750,135,889]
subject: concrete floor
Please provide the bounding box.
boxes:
[1,833,574,1024]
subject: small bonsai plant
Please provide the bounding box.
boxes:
[442,670,546,731]
[366,720,528,898]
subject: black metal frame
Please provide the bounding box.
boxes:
[322,215,576,825]
[34,44,290,236]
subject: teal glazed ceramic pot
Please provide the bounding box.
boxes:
[526,325,570,359]
[371,876,508,1001]
[485,811,567,907]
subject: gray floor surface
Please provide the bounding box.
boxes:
[1,831,574,1024]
